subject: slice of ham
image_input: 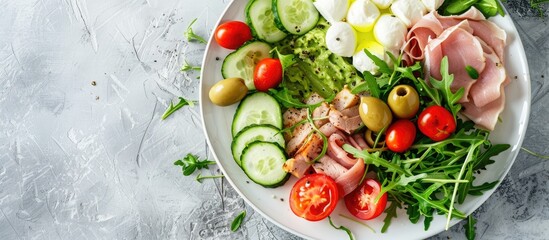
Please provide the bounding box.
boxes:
[313,152,365,196]
[466,20,506,61]
[327,132,356,168]
[424,20,486,102]
[403,11,443,62]
[468,51,507,108]
[461,85,506,131]
[313,155,348,180]
[335,155,365,196]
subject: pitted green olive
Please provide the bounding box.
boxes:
[364,129,385,148]
[387,85,419,119]
[209,77,248,106]
[359,96,393,132]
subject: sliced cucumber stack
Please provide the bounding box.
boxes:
[246,0,288,43]
[232,124,285,166]
[273,0,319,35]
[222,41,272,90]
[231,92,282,137]
[241,141,289,187]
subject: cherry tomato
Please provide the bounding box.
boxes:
[385,119,416,153]
[214,21,252,49]
[344,178,387,220]
[417,105,456,141]
[253,58,283,92]
[289,173,339,221]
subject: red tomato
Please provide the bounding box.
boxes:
[253,58,283,92]
[385,119,416,153]
[214,21,252,49]
[289,173,339,221]
[344,178,387,220]
[417,105,456,141]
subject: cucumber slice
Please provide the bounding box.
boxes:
[221,41,271,90]
[232,124,285,166]
[241,141,289,188]
[231,92,282,137]
[246,0,288,43]
[273,0,319,35]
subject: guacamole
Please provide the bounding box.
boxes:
[275,19,363,100]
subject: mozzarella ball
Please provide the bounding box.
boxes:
[326,22,357,57]
[390,0,428,27]
[313,0,350,24]
[347,0,381,32]
[371,0,392,9]
[421,0,444,12]
[373,14,407,51]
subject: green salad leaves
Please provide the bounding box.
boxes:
[345,51,510,233]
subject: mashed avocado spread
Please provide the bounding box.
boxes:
[275,19,363,100]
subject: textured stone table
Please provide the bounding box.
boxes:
[0,0,547,239]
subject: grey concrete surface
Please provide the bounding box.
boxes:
[0,0,547,239]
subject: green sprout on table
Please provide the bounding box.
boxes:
[185,18,207,44]
[180,59,201,72]
[161,97,196,120]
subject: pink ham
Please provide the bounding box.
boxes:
[468,51,507,108]
[313,151,365,196]
[335,156,365,196]
[403,12,443,62]
[313,155,348,179]
[461,85,506,131]
[424,20,486,102]
[327,132,356,168]
[467,20,506,61]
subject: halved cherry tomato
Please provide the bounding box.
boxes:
[417,105,456,141]
[385,119,416,153]
[214,21,252,49]
[289,173,339,221]
[344,178,387,220]
[253,58,283,92]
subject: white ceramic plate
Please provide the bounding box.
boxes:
[199,2,531,239]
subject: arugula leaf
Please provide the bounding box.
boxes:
[465,65,480,79]
[381,200,400,233]
[363,71,381,98]
[328,216,355,240]
[269,88,317,109]
[272,47,297,70]
[231,211,246,232]
[465,214,477,240]
[184,18,207,44]
[468,181,499,195]
[429,56,464,119]
[162,97,196,120]
[363,49,392,75]
[174,153,216,176]
[473,144,510,170]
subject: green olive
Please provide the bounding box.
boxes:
[364,129,385,148]
[387,85,420,119]
[359,96,393,132]
[209,77,248,106]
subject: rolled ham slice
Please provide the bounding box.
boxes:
[424,20,486,102]
[468,51,507,108]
